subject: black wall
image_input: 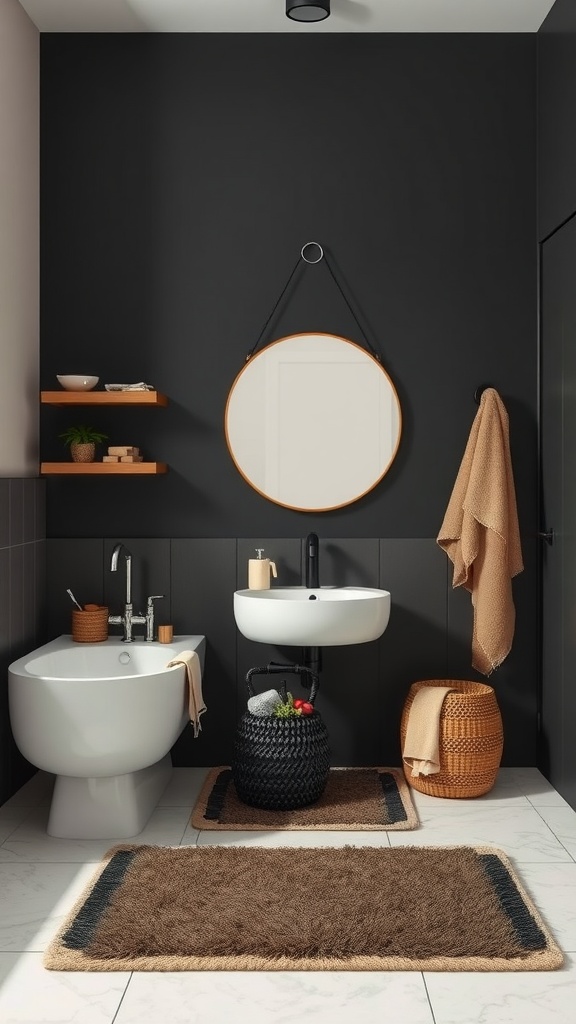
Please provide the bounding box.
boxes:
[537,0,576,805]
[538,0,576,239]
[38,33,539,767]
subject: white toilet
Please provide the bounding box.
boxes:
[8,634,206,840]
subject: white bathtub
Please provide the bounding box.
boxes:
[8,634,206,839]
[16,634,205,682]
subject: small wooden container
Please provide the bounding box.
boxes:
[72,607,109,643]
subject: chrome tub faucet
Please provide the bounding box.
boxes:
[108,542,163,642]
[146,595,164,642]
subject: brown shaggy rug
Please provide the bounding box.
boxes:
[190,767,418,830]
[43,844,563,972]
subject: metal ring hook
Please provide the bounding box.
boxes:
[301,241,324,264]
[474,383,493,404]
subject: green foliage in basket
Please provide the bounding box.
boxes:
[273,692,302,718]
[59,424,109,447]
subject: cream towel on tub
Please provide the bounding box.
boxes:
[437,388,524,676]
[403,686,454,777]
[166,650,206,738]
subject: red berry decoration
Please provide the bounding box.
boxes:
[300,702,314,716]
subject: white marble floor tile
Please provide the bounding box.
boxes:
[0,815,24,844]
[0,811,123,865]
[131,805,193,845]
[0,771,54,810]
[468,771,526,797]
[506,767,548,783]
[114,970,435,1024]
[179,823,200,844]
[495,768,529,786]
[388,804,573,862]
[532,805,576,859]
[0,861,98,952]
[510,768,572,807]
[158,766,209,807]
[0,951,129,1024]
[408,787,531,817]
[424,953,576,1024]
[518,862,576,952]
[0,804,192,862]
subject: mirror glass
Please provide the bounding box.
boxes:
[225,332,402,511]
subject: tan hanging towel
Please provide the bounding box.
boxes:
[437,388,524,676]
[166,650,206,738]
[402,686,454,777]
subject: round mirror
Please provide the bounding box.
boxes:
[225,332,402,511]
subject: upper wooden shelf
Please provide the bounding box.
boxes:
[41,391,168,407]
[40,462,168,475]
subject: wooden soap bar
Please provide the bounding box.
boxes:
[120,455,143,463]
[103,456,120,462]
[108,446,140,457]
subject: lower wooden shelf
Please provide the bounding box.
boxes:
[40,462,168,475]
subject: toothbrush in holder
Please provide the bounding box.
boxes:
[66,589,83,612]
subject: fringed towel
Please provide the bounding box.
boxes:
[166,650,206,737]
[437,388,524,675]
[402,686,454,777]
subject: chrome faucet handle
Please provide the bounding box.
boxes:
[145,595,164,642]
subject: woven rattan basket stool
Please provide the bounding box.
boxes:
[400,679,503,798]
[232,665,330,811]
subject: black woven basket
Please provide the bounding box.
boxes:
[232,664,331,811]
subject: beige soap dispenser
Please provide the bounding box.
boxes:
[248,548,278,590]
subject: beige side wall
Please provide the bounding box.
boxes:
[0,0,39,475]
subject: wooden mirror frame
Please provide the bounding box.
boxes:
[225,332,402,512]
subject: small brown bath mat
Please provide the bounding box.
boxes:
[190,766,418,831]
[43,844,564,972]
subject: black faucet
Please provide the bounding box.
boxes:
[305,532,320,588]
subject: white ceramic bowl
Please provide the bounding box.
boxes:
[56,375,99,391]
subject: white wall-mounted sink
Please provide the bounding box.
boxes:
[233,586,391,647]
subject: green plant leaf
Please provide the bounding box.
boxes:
[59,424,109,446]
[273,692,302,718]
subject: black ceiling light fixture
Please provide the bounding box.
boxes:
[286,1,330,23]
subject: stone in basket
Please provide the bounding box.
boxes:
[232,664,330,811]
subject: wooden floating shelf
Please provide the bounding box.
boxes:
[41,391,168,407]
[40,462,168,475]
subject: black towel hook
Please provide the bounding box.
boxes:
[474,383,493,404]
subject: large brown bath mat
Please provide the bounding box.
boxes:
[44,844,563,972]
[190,766,418,830]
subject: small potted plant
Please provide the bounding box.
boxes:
[59,424,108,463]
